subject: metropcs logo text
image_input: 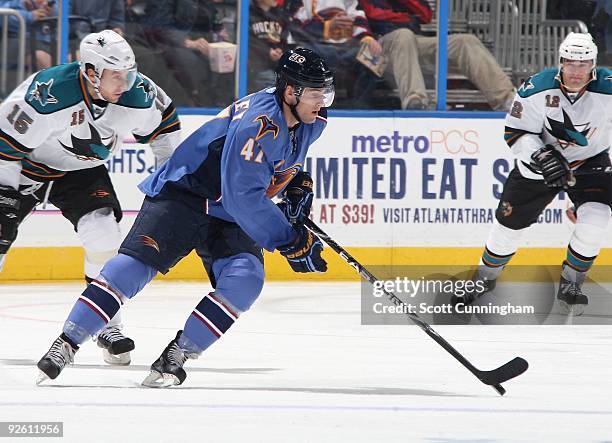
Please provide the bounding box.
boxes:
[352,129,480,155]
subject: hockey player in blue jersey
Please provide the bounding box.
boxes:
[36,47,334,387]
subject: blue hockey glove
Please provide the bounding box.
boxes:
[0,186,21,254]
[277,171,313,225]
[530,145,572,188]
[278,225,327,273]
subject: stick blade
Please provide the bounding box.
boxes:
[478,357,529,386]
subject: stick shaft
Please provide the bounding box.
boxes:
[305,218,501,388]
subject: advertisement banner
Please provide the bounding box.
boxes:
[13,115,579,249]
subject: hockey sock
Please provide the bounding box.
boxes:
[181,292,240,354]
[564,246,596,275]
[63,279,124,346]
[478,220,524,280]
[479,246,515,280]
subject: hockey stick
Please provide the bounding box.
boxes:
[571,165,612,177]
[567,166,612,187]
[305,218,528,396]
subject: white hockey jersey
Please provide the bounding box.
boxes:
[505,67,612,180]
[0,62,180,189]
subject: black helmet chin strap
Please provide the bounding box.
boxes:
[285,97,302,124]
[280,84,303,124]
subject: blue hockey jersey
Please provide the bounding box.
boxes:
[139,88,328,252]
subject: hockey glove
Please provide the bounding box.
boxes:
[0,186,21,254]
[531,145,572,188]
[277,171,314,225]
[278,225,327,273]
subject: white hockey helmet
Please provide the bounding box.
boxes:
[79,30,138,100]
[559,32,598,63]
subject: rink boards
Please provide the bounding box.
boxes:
[3,112,611,281]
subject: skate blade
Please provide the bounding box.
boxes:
[36,370,50,386]
[571,304,585,317]
[102,349,131,366]
[141,371,181,388]
[558,300,586,317]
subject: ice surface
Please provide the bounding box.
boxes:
[1,281,611,442]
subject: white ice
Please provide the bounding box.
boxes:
[1,281,611,442]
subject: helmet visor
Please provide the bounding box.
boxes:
[106,66,139,92]
[298,86,335,108]
[123,66,139,91]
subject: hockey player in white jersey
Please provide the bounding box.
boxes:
[460,33,612,316]
[0,30,181,360]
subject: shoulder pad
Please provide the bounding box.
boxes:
[588,68,612,95]
[238,91,284,141]
[24,62,82,114]
[116,74,157,109]
[517,68,559,98]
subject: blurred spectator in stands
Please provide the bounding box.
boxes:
[290,0,380,108]
[248,0,290,92]
[0,0,52,35]
[592,0,612,65]
[547,0,597,26]
[33,0,125,70]
[138,0,233,107]
[214,0,237,42]
[546,0,612,65]
[71,0,125,39]
[359,0,515,110]
[0,0,54,70]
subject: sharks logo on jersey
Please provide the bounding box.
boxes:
[519,77,535,93]
[545,109,591,147]
[28,79,58,107]
[59,123,115,160]
[137,80,155,102]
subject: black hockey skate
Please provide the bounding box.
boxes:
[557,276,588,316]
[36,334,78,384]
[96,325,135,365]
[142,331,195,388]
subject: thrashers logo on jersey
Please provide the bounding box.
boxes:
[545,109,591,147]
[254,115,279,140]
[139,235,160,253]
[266,164,301,197]
[59,123,115,160]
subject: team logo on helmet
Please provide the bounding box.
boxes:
[97,36,106,47]
[28,79,58,107]
[288,53,306,64]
